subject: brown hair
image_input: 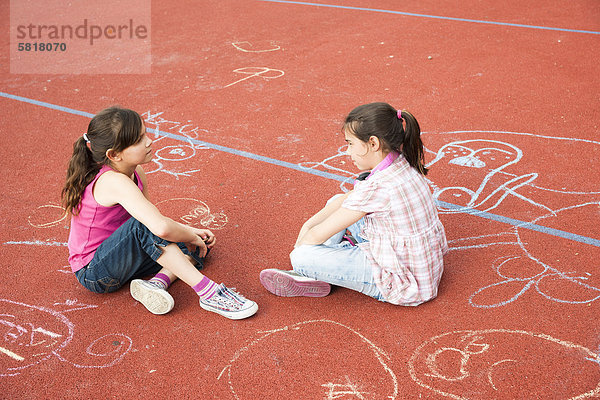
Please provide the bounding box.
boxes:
[61,107,143,215]
[343,102,428,175]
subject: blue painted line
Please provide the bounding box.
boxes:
[145,127,349,182]
[1,90,599,248]
[0,91,94,118]
[259,0,600,35]
[437,201,600,247]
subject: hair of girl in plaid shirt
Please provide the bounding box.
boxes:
[342,102,428,175]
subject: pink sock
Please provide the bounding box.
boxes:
[192,276,218,300]
[150,273,171,289]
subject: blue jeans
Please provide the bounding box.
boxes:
[290,218,385,301]
[74,218,204,293]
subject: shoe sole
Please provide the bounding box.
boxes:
[130,280,175,315]
[199,301,258,320]
[259,269,331,297]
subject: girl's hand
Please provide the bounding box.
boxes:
[187,236,208,257]
[189,228,216,248]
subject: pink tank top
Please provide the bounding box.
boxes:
[67,165,144,272]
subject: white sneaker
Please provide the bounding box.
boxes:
[199,284,258,320]
[130,279,175,315]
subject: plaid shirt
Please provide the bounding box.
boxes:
[343,155,448,305]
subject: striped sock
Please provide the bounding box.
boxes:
[192,276,218,300]
[149,273,171,290]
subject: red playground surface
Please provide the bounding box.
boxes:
[1,1,599,398]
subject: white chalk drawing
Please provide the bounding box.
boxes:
[142,110,210,141]
[4,240,67,247]
[156,198,227,230]
[142,110,211,179]
[456,202,600,308]
[298,144,359,191]
[223,67,285,88]
[409,329,600,399]
[27,203,67,228]
[422,131,600,216]
[469,203,600,308]
[231,41,281,53]
[0,298,132,377]
[218,319,398,400]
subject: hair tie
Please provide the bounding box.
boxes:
[82,133,90,143]
[397,109,403,120]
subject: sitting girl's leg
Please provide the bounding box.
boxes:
[290,243,383,300]
[76,218,257,319]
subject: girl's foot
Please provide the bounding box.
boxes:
[130,279,175,315]
[259,269,331,297]
[199,284,258,320]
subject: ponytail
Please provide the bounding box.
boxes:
[343,102,428,176]
[61,106,144,215]
[61,137,101,215]
[398,110,428,175]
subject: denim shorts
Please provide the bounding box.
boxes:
[74,217,205,293]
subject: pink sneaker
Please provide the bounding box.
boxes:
[259,269,331,297]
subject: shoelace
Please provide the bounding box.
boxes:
[220,285,247,305]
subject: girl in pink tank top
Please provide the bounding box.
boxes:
[62,107,257,320]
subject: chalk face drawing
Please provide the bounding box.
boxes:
[141,110,210,179]
[0,298,132,377]
[156,198,228,230]
[425,139,526,214]
[218,319,398,400]
[423,131,600,216]
[409,329,600,399]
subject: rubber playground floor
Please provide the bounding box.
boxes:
[1,0,599,399]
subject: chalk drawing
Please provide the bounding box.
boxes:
[144,137,208,179]
[223,67,285,88]
[141,110,211,179]
[27,203,67,228]
[231,41,281,53]
[142,110,210,142]
[298,145,359,192]
[409,329,600,399]
[218,319,398,399]
[3,240,67,247]
[452,202,600,308]
[422,131,600,217]
[156,198,227,230]
[0,298,132,377]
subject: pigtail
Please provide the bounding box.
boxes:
[61,107,144,215]
[61,136,101,215]
[399,110,428,176]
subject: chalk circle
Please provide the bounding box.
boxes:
[156,198,227,230]
[409,329,600,399]
[28,204,67,228]
[516,202,600,303]
[0,298,73,377]
[219,319,398,400]
[154,143,198,161]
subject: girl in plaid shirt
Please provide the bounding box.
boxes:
[260,102,448,305]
